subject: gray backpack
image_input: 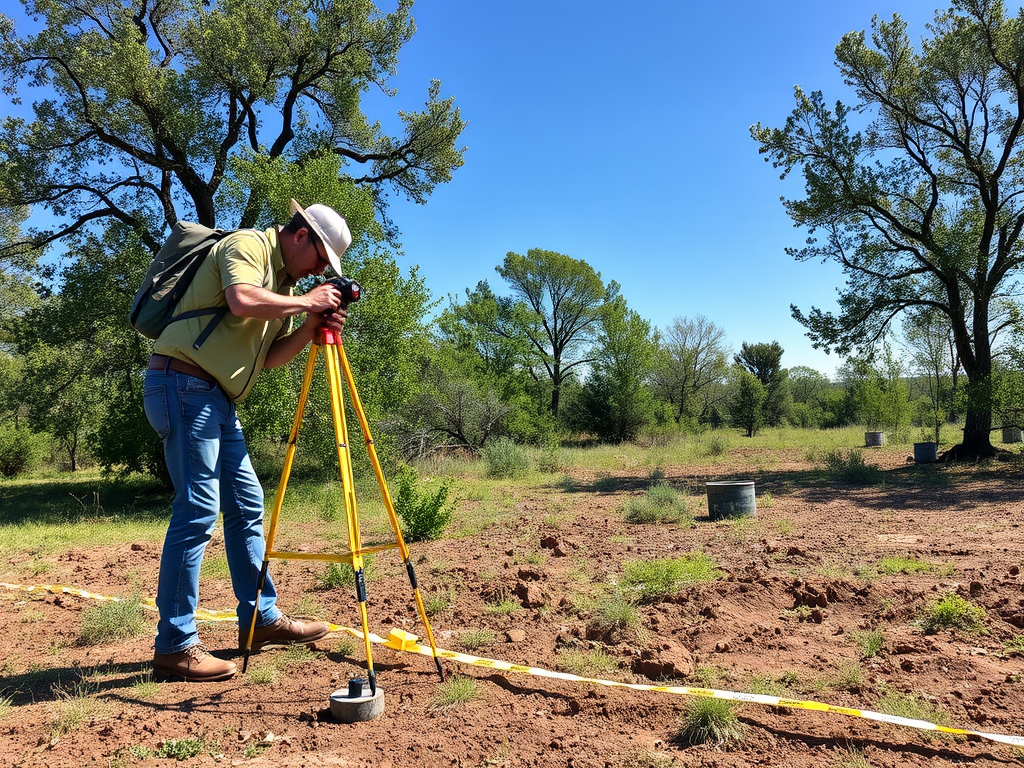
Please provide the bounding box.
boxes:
[128,221,231,349]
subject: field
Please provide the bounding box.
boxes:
[3,428,1024,768]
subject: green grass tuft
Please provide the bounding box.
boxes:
[919,593,985,634]
[620,552,723,604]
[674,698,746,747]
[78,594,148,646]
[428,675,480,711]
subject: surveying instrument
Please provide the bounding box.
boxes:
[241,299,444,705]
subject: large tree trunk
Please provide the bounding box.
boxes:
[943,407,996,460]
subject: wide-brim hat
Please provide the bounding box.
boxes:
[289,198,352,275]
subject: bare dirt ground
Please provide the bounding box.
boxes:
[3,445,1024,768]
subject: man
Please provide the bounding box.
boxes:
[143,200,350,681]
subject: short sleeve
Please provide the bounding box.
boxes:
[218,231,270,290]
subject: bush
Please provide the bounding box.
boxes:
[482,437,530,479]
[0,424,47,477]
[819,449,882,484]
[393,466,455,542]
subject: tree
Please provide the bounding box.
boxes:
[753,0,1024,459]
[495,249,618,419]
[0,0,465,252]
[730,368,766,438]
[734,341,791,426]
[568,298,658,443]
[651,315,730,426]
[904,308,956,443]
[788,365,832,428]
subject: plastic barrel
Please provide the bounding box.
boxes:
[706,481,756,521]
[913,442,937,464]
[864,431,886,447]
[1002,427,1022,444]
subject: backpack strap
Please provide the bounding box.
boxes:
[167,306,231,350]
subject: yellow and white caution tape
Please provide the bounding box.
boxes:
[6,582,1024,748]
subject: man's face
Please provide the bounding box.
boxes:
[287,228,331,280]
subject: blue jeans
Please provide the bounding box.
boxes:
[144,368,282,654]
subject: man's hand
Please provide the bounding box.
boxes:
[302,282,344,314]
[301,304,347,334]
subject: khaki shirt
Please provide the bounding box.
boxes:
[153,227,293,402]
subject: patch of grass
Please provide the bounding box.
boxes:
[332,638,357,657]
[0,692,13,720]
[819,449,882,484]
[586,592,646,642]
[536,444,565,474]
[875,687,950,730]
[428,675,480,711]
[483,588,521,616]
[691,666,731,688]
[674,698,746,747]
[425,590,457,616]
[1003,634,1024,656]
[78,593,148,646]
[876,556,931,575]
[919,593,986,634]
[131,673,160,700]
[154,735,217,760]
[818,562,849,579]
[759,491,774,508]
[623,482,693,526]
[556,647,621,678]
[49,679,109,740]
[593,473,617,492]
[834,661,862,689]
[620,552,723,604]
[20,608,45,623]
[835,745,872,768]
[852,629,885,659]
[483,438,531,479]
[315,555,377,590]
[293,592,326,620]
[459,629,496,651]
[244,662,279,685]
[776,518,795,535]
[747,674,787,697]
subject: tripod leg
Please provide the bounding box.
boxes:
[324,342,378,694]
[242,343,320,673]
[336,341,445,681]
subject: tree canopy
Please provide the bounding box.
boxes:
[752,0,1024,457]
[0,0,466,255]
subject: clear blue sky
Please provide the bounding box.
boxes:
[370,0,991,377]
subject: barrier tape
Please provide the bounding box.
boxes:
[5,582,1024,748]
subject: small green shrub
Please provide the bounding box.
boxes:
[820,449,882,484]
[852,629,885,659]
[876,556,931,575]
[315,555,376,590]
[482,437,531,479]
[623,482,692,526]
[154,735,217,760]
[556,647,620,678]
[674,698,746,747]
[536,444,564,473]
[0,424,47,477]
[428,675,480,711]
[393,466,455,542]
[459,629,496,651]
[920,593,985,634]
[587,592,645,641]
[78,594,148,645]
[875,687,950,729]
[620,552,723,604]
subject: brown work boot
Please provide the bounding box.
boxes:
[241,615,330,652]
[153,644,237,682]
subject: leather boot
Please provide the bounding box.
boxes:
[153,644,237,682]
[241,615,330,652]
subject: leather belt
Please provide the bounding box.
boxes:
[148,354,217,384]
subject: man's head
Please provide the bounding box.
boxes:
[282,199,352,280]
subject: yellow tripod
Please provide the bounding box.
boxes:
[241,325,444,693]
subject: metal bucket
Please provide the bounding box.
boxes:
[913,442,937,464]
[706,481,756,521]
[864,431,886,447]
[1002,427,1022,444]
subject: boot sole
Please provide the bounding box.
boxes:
[153,665,237,683]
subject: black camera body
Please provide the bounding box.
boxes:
[326,276,362,304]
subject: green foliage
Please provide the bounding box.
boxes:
[734,341,791,427]
[876,556,931,575]
[459,629,496,651]
[650,315,731,426]
[0,423,47,477]
[623,482,692,525]
[819,449,882,484]
[315,556,376,590]
[393,466,455,542]
[730,368,766,437]
[154,735,217,760]
[875,687,950,729]
[496,249,618,419]
[482,437,531,479]
[919,593,986,634]
[674,698,746,747]
[556,647,621,678]
[620,552,723,604]
[78,595,148,646]
[852,629,885,659]
[428,675,480,711]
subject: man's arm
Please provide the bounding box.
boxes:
[225,282,342,320]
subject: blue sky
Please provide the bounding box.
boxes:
[370,0,984,377]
